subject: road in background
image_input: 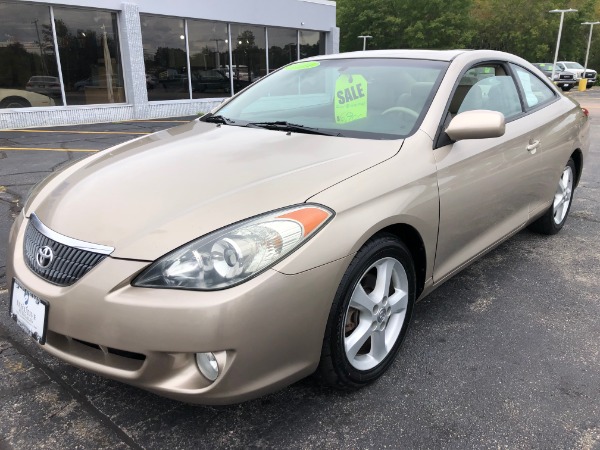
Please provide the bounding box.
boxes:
[0,98,598,449]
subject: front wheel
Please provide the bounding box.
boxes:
[529,158,576,234]
[0,97,31,108]
[317,234,416,389]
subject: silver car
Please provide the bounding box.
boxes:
[8,50,589,404]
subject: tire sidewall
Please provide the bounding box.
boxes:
[551,158,576,232]
[326,235,416,386]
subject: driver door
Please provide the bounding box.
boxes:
[433,63,540,283]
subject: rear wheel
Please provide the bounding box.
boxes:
[529,158,576,235]
[317,234,415,389]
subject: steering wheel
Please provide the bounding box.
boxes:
[381,106,419,118]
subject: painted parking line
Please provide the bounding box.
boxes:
[0,129,150,135]
[0,147,98,152]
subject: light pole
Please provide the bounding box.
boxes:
[582,21,600,83]
[549,8,578,81]
[357,35,372,51]
[211,38,224,69]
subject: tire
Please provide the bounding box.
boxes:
[529,158,576,235]
[316,233,416,389]
[561,86,572,92]
[0,97,31,108]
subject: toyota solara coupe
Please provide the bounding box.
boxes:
[7,50,589,404]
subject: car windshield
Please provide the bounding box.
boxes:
[564,62,584,69]
[207,58,449,139]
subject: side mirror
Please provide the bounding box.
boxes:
[445,110,505,141]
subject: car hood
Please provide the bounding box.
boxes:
[27,120,402,260]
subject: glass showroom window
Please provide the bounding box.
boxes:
[188,20,230,99]
[141,15,189,101]
[0,1,62,108]
[230,24,266,94]
[53,7,124,105]
[299,30,325,59]
[268,27,298,72]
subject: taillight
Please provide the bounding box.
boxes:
[581,107,590,117]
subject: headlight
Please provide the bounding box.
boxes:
[132,204,334,290]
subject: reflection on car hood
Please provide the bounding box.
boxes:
[27,120,402,260]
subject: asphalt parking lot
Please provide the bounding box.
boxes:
[0,91,599,449]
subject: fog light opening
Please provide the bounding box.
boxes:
[195,352,219,381]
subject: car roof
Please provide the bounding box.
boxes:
[308,49,537,65]
[312,49,469,62]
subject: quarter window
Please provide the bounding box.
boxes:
[511,64,556,109]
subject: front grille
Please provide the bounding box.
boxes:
[559,74,573,80]
[23,215,111,286]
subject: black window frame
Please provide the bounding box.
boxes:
[434,59,559,149]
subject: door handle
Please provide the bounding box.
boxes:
[526,139,540,154]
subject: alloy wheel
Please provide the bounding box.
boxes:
[343,257,409,371]
[553,165,573,225]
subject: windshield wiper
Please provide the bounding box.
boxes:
[202,114,235,125]
[245,121,342,137]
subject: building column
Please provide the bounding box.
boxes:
[328,26,340,54]
[119,2,149,118]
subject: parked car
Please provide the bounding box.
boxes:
[191,69,231,93]
[556,61,597,88]
[8,49,589,405]
[0,88,55,108]
[74,75,122,91]
[25,76,61,97]
[531,63,576,91]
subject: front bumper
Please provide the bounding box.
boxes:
[7,214,350,404]
[554,79,576,89]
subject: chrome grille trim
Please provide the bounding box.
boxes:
[30,213,114,255]
[24,213,114,286]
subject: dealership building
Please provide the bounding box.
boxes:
[0,0,338,129]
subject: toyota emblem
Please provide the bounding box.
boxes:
[36,246,54,269]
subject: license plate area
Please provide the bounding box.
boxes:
[10,279,48,344]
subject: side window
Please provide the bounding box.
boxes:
[511,64,556,109]
[449,64,523,120]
